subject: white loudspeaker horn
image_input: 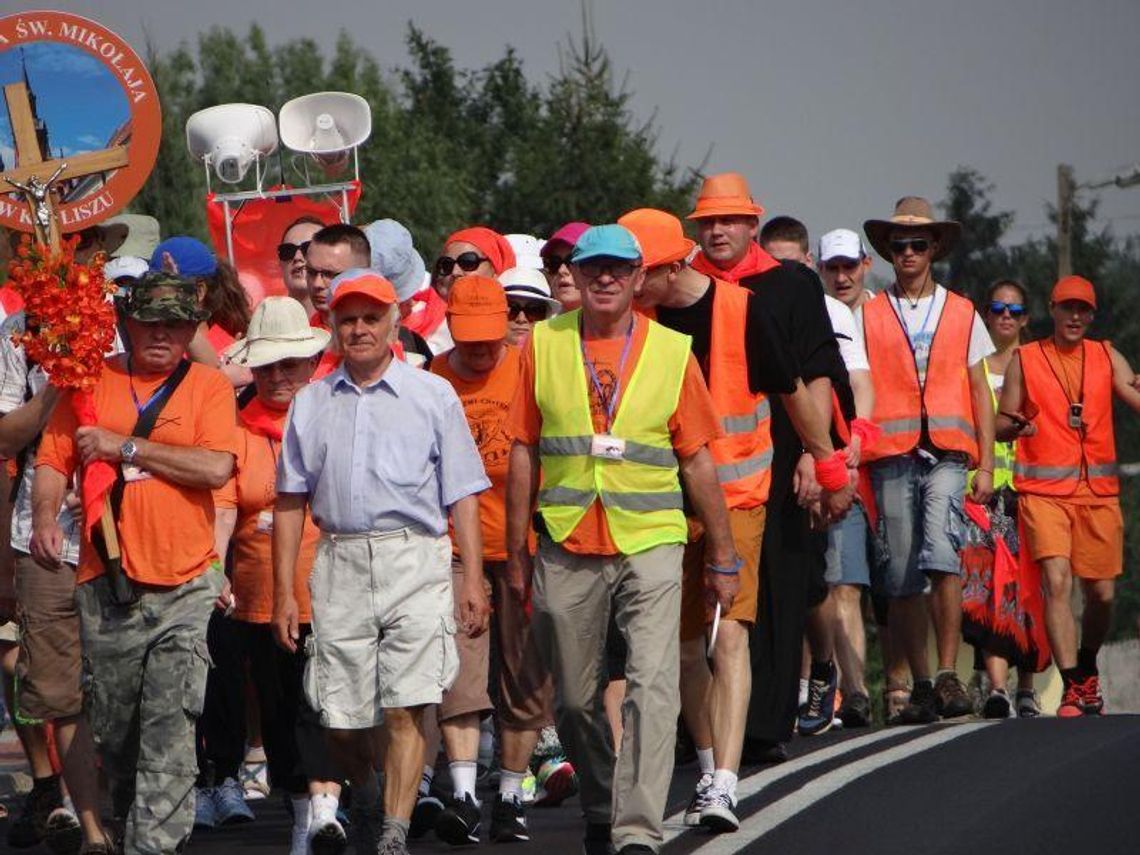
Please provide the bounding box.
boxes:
[278,92,371,176]
[186,104,279,185]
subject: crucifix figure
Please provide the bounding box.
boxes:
[0,80,129,249]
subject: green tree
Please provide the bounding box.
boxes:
[938,167,1014,304]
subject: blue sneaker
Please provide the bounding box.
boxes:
[213,777,255,825]
[797,661,838,736]
[194,788,217,830]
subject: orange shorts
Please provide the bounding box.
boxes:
[680,505,765,642]
[1019,494,1123,579]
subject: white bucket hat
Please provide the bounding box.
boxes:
[224,296,331,368]
[499,267,561,313]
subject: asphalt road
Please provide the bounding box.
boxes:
[3,716,1138,853]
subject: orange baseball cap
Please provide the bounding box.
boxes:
[618,208,696,269]
[329,268,398,309]
[1051,275,1097,308]
[447,275,508,342]
[687,172,764,220]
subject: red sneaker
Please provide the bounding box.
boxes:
[1057,675,1105,717]
[1078,675,1105,715]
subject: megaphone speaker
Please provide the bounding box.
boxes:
[279,92,372,155]
[186,104,279,184]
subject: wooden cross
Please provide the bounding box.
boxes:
[1,80,129,249]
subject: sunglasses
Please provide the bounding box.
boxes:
[277,241,311,262]
[576,260,638,280]
[434,252,489,277]
[508,302,549,322]
[543,254,571,274]
[989,300,1026,318]
[889,238,931,255]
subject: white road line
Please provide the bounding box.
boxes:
[663,726,911,841]
[689,721,995,853]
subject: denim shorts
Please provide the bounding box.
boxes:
[869,452,968,597]
[824,502,871,587]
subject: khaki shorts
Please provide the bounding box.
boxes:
[15,553,83,720]
[304,529,459,729]
[680,505,765,642]
[1020,494,1123,580]
[439,561,493,723]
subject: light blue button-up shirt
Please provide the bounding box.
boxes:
[277,358,490,534]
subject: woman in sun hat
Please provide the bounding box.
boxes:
[498,266,561,346]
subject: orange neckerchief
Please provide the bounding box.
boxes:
[239,397,287,442]
[691,241,780,284]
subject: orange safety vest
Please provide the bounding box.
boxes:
[1014,339,1118,497]
[707,280,772,507]
[862,289,979,466]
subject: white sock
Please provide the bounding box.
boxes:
[798,678,810,706]
[499,769,526,800]
[245,744,267,764]
[450,761,479,804]
[419,765,435,796]
[292,795,312,832]
[712,769,738,799]
[696,747,715,777]
[310,792,339,823]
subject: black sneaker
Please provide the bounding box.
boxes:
[898,679,938,725]
[582,822,611,855]
[435,793,482,846]
[837,691,872,728]
[617,846,655,854]
[934,671,973,719]
[489,794,529,843]
[7,775,64,848]
[44,807,83,855]
[411,793,445,840]
[982,688,1012,719]
[740,738,788,765]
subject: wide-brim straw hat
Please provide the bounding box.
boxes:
[224,296,331,368]
[863,196,961,262]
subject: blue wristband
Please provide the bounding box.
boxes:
[706,556,744,576]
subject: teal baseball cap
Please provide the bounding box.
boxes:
[570,225,643,264]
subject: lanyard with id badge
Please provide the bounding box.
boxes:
[582,317,635,461]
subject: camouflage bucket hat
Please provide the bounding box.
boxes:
[126,272,210,323]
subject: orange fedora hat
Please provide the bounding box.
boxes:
[687,172,765,220]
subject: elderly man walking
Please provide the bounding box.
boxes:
[274,269,491,855]
[506,225,741,855]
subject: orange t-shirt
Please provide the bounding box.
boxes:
[214,417,321,623]
[507,314,721,555]
[432,346,533,560]
[37,357,241,586]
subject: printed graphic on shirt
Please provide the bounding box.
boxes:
[462,395,513,475]
[587,358,619,422]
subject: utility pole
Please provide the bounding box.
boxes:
[1057,163,1074,280]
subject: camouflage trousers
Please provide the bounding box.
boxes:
[77,570,222,855]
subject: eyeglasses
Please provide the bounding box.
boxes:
[889,238,931,255]
[277,241,311,262]
[576,260,638,280]
[543,254,571,274]
[434,252,489,277]
[508,302,548,322]
[989,300,1026,317]
[305,264,342,281]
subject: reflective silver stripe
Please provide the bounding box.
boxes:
[1088,463,1120,479]
[721,399,772,435]
[716,449,774,484]
[879,417,922,436]
[538,486,595,507]
[927,416,977,438]
[1013,463,1082,480]
[539,435,676,468]
[600,491,684,511]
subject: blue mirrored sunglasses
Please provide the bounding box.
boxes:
[989,301,1026,317]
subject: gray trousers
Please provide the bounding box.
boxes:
[532,538,682,853]
[78,570,221,855]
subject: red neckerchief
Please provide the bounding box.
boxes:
[239,397,287,441]
[402,286,448,339]
[690,242,780,284]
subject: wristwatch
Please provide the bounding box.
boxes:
[120,439,138,464]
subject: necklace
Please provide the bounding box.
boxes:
[895,278,931,309]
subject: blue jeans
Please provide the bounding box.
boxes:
[824,502,871,587]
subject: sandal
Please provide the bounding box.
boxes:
[883,681,911,726]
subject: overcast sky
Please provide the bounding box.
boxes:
[27,0,1140,261]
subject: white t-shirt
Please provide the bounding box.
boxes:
[824,294,870,373]
[855,284,993,382]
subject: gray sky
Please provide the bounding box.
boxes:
[27,0,1140,267]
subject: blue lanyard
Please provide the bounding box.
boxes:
[892,286,936,354]
[127,357,183,416]
[580,315,635,433]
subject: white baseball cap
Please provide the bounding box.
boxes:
[818,228,867,263]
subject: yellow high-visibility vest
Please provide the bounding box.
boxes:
[534,310,690,555]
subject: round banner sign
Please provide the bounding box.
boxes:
[0,10,161,233]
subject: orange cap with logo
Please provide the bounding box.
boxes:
[687,172,765,220]
[618,208,696,269]
[447,275,509,342]
[329,268,398,309]
[1051,275,1097,309]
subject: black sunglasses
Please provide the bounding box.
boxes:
[277,241,311,262]
[543,254,571,274]
[577,260,638,280]
[434,252,489,277]
[989,300,1026,318]
[508,301,549,322]
[889,238,931,255]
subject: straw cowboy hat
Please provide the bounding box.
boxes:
[863,196,961,261]
[223,296,331,368]
[687,172,765,220]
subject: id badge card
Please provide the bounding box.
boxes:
[590,434,626,461]
[256,510,274,533]
[122,463,152,483]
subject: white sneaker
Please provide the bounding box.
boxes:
[683,773,713,827]
[307,813,347,855]
[699,786,739,833]
[240,758,270,800]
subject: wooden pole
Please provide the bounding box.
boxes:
[1057,163,1074,280]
